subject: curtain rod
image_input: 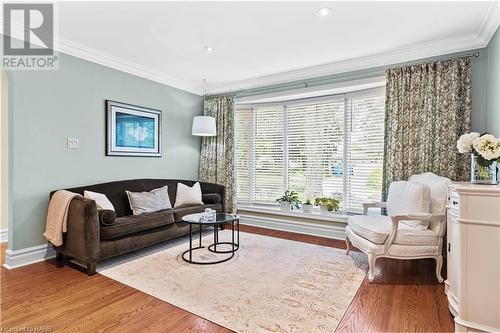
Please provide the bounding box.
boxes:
[207,51,480,99]
[386,51,480,71]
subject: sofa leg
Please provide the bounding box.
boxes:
[367,253,377,283]
[345,237,351,255]
[86,262,97,276]
[435,255,444,283]
[56,250,64,262]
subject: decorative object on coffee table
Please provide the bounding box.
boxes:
[276,190,301,211]
[457,132,500,184]
[106,100,161,157]
[181,213,239,265]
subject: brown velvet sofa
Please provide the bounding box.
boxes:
[51,179,226,275]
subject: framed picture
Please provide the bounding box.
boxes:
[106,100,162,157]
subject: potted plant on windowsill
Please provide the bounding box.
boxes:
[314,197,340,215]
[302,199,313,213]
[276,190,301,211]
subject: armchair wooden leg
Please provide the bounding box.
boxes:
[435,255,444,283]
[345,237,351,255]
[86,262,97,276]
[367,253,377,283]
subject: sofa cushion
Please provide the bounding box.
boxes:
[100,209,174,240]
[98,210,116,226]
[202,193,222,205]
[174,182,203,208]
[347,215,438,246]
[173,204,222,222]
[60,179,226,217]
[84,190,115,211]
[387,181,431,231]
[126,185,172,215]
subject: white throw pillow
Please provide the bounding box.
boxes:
[84,190,115,211]
[174,182,203,208]
[387,181,431,230]
[409,172,451,215]
[126,185,172,215]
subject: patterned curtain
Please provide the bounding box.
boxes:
[383,57,471,197]
[199,96,236,213]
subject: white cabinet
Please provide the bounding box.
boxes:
[446,183,500,332]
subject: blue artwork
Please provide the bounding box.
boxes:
[106,100,162,157]
[115,112,156,149]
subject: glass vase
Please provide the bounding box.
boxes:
[470,154,498,185]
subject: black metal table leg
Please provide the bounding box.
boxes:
[199,224,202,247]
[189,223,192,262]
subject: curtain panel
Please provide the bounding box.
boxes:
[383,57,472,197]
[199,96,236,213]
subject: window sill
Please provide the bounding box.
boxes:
[237,204,352,224]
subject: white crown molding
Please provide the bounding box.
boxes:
[0,21,203,95]
[56,38,203,95]
[3,3,499,97]
[208,33,488,94]
[475,1,500,45]
[3,243,56,269]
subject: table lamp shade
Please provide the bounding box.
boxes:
[192,116,216,136]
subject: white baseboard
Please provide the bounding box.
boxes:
[240,215,346,240]
[3,243,56,269]
[0,229,7,243]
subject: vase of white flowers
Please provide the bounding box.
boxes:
[457,132,500,184]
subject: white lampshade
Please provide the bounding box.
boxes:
[192,116,216,136]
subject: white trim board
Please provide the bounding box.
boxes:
[1,2,499,96]
[3,243,56,270]
[0,229,7,243]
[239,215,347,241]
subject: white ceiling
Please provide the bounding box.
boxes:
[27,2,500,94]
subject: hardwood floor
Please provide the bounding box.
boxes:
[0,227,454,332]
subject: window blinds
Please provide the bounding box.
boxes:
[234,86,385,212]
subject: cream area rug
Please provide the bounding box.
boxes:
[98,231,368,333]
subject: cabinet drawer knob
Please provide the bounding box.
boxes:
[452,201,458,205]
[448,243,451,252]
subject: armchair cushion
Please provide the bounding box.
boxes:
[347,215,438,246]
[409,172,451,215]
[387,181,431,230]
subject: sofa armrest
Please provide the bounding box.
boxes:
[199,182,226,213]
[59,196,100,263]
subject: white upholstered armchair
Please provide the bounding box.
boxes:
[345,172,451,283]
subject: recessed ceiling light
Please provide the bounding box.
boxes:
[316,7,332,17]
[203,46,215,53]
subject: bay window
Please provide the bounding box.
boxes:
[235,86,385,213]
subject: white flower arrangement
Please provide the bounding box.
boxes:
[457,132,500,165]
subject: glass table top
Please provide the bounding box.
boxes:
[182,213,239,225]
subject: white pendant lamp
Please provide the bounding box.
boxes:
[192,116,216,136]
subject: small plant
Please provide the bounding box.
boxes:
[302,198,313,213]
[276,190,301,209]
[314,197,340,212]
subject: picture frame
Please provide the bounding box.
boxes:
[106,100,162,157]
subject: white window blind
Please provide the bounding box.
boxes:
[235,86,385,213]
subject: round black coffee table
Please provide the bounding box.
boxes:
[181,213,240,265]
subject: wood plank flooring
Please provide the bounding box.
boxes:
[0,226,454,332]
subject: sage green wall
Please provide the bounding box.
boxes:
[7,53,203,251]
[486,27,500,136]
